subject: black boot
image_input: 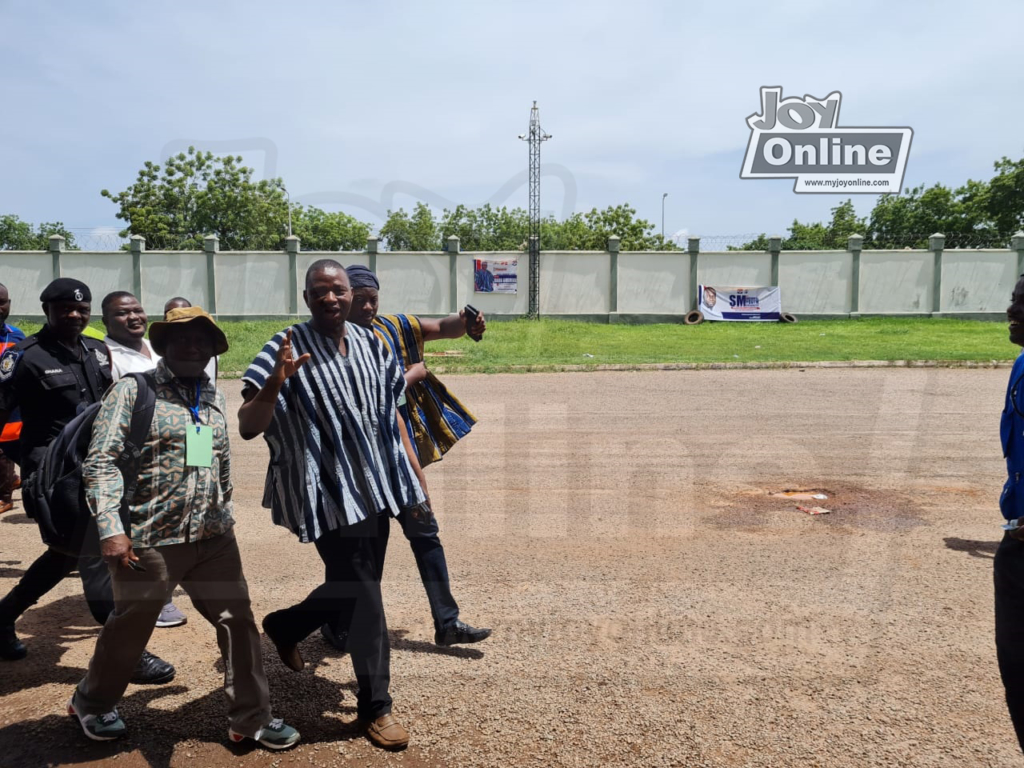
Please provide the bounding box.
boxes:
[129,650,175,684]
[0,624,26,661]
[435,620,492,647]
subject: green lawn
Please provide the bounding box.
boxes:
[14,316,1015,376]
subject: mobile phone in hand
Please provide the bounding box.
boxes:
[464,305,483,342]
[126,559,147,572]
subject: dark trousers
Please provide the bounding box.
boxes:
[0,450,16,504]
[0,549,113,627]
[332,502,459,635]
[995,533,1024,753]
[268,512,392,721]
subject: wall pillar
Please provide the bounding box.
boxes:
[366,235,379,275]
[447,235,460,313]
[129,235,145,302]
[687,236,700,311]
[48,235,65,280]
[1012,231,1024,279]
[203,234,219,315]
[768,235,782,287]
[607,235,620,313]
[848,234,863,317]
[285,235,300,316]
[929,233,945,315]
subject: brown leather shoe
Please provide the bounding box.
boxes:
[363,713,409,750]
[0,501,15,515]
[261,614,304,672]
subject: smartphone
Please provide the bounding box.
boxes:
[126,559,147,572]
[464,304,483,342]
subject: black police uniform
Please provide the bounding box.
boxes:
[0,326,116,632]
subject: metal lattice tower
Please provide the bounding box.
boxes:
[519,101,551,318]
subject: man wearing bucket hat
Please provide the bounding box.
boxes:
[0,278,174,686]
[69,307,299,749]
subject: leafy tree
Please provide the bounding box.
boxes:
[380,202,441,251]
[733,200,867,251]
[0,214,36,250]
[291,206,370,251]
[736,151,1024,251]
[102,147,368,250]
[987,155,1024,238]
[439,204,531,251]
[379,202,676,251]
[0,214,77,250]
[576,204,674,251]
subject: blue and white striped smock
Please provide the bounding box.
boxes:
[242,321,425,543]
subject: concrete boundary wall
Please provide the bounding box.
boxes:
[4,232,1024,322]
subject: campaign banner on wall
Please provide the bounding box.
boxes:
[698,284,781,321]
[474,259,518,293]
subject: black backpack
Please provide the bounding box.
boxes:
[22,372,156,557]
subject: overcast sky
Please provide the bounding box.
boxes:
[1,0,1022,246]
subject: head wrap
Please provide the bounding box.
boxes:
[40,277,91,303]
[346,264,380,291]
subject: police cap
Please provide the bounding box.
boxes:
[40,278,91,304]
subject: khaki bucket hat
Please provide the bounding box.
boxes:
[148,306,229,356]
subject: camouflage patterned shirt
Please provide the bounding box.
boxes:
[83,360,233,547]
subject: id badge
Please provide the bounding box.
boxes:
[185,425,214,468]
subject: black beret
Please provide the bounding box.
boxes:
[40,278,91,304]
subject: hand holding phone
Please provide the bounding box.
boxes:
[464,305,484,342]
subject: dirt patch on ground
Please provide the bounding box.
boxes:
[712,481,929,532]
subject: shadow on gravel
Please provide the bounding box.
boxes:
[0,595,100,697]
[391,635,485,659]
[944,537,999,559]
[1,650,378,766]
[1,512,36,525]
[0,559,25,578]
[0,684,190,768]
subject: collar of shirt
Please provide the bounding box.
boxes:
[104,335,156,359]
[154,359,217,406]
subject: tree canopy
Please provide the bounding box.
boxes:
[735,153,1024,250]
[379,202,677,252]
[0,214,76,250]
[101,147,369,251]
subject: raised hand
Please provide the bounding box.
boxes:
[272,329,311,381]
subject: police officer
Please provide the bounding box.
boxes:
[0,278,175,684]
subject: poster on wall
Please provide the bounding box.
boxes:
[698,284,781,321]
[474,259,518,293]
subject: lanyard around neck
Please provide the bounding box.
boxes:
[187,380,202,432]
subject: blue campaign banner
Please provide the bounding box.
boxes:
[698,285,781,321]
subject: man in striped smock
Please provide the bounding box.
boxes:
[238,259,425,752]
[318,264,491,652]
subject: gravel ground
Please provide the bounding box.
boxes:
[0,368,1019,767]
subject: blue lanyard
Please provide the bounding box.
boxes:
[187,380,202,433]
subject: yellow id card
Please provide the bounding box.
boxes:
[185,425,213,467]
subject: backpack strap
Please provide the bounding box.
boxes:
[114,372,157,498]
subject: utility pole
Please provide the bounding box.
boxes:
[518,101,551,318]
[280,182,293,238]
